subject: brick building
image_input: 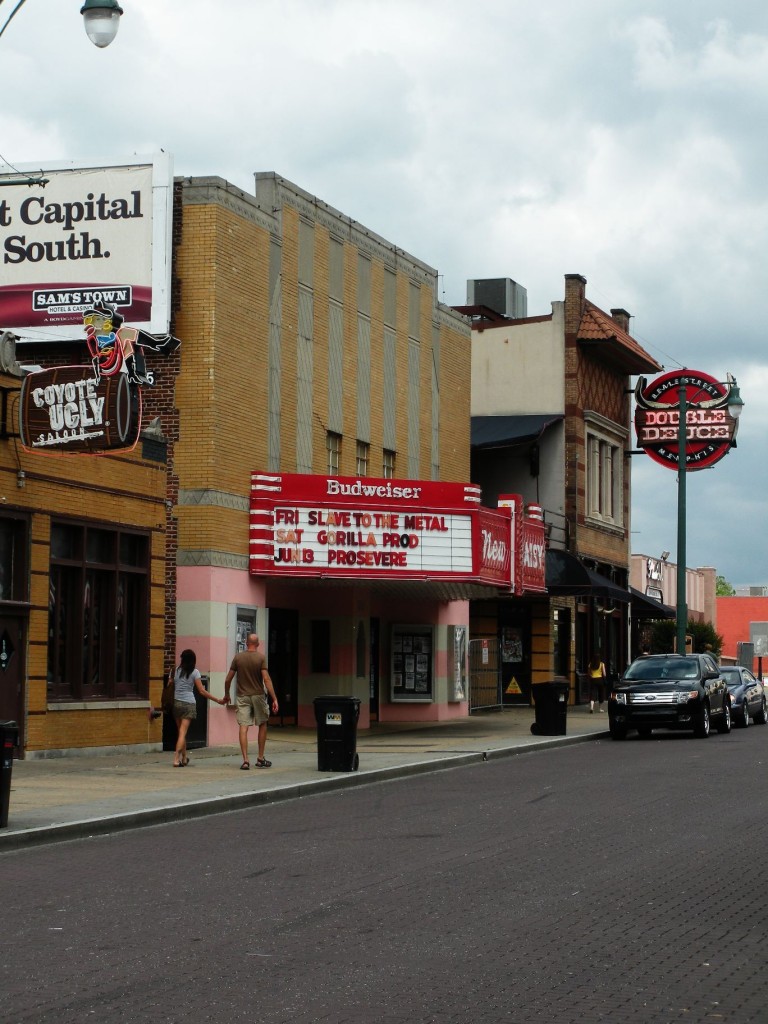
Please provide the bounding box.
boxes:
[168,173,535,742]
[458,274,661,706]
[0,351,169,756]
[1,163,549,756]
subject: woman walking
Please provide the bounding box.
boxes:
[588,653,607,713]
[171,649,225,767]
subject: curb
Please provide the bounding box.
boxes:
[0,730,609,852]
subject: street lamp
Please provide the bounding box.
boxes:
[675,374,743,654]
[0,0,123,47]
[80,0,123,48]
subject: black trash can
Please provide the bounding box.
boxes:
[530,681,569,736]
[313,696,361,772]
[0,720,19,828]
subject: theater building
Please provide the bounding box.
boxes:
[172,174,545,739]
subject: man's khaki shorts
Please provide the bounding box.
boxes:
[236,693,269,726]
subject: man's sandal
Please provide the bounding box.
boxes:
[240,761,250,770]
[255,758,272,768]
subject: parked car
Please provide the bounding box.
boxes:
[718,665,768,727]
[609,653,731,740]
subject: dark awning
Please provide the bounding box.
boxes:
[629,586,676,619]
[545,549,630,602]
[471,414,563,450]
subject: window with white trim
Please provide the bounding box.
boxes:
[586,429,623,528]
[356,440,369,477]
[327,432,341,475]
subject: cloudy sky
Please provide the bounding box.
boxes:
[3,0,766,586]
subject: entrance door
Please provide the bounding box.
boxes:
[0,615,26,753]
[469,638,502,712]
[268,609,299,725]
[500,608,531,706]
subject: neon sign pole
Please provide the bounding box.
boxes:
[675,375,743,654]
[675,378,688,655]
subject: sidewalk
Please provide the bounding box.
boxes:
[0,707,610,851]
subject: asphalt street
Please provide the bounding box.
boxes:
[2,723,767,1023]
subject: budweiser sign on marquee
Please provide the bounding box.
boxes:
[634,370,739,471]
[250,473,548,594]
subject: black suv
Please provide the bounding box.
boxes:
[609,653,731,740]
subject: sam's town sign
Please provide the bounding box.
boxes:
[19,302,178,454]
[633,370,739,471]
[249,473,547,595]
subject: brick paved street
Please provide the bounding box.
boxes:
[2,727,766,1023]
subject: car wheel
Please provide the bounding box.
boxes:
[717,700,731,734]
[609,721,627,740]
[694,703,710,738]
[739,700,750,728]
[755,698,768,725]
[637,727,653,739]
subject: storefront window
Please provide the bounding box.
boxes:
[48,522,149,701]
[0,514,28,601]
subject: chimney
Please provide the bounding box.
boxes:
[610,308,631,333]
[564,274,586,334]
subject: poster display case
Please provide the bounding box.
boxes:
[449,625,467,701]
[391,625,434,702]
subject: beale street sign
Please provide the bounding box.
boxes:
[633,369,738,471]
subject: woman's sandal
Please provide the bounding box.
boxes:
[255,757,272,768]
[240,761,250,770]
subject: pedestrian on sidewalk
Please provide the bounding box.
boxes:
[588,653,607,713]
[172,649,226,767]
[223,633,279,770]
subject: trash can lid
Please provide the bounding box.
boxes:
[313,695,361,704]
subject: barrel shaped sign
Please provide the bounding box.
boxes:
[634,370,738,471]
[20,364,140,454]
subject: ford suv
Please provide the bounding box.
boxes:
[609,653,731,740]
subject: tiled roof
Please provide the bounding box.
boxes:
[578,301,661,374]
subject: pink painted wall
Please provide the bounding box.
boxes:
[717,596,768,672]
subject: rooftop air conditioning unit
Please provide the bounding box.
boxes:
[466,278,528,319]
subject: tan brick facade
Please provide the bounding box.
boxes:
[173,176,470,575]
[0,365,168,754]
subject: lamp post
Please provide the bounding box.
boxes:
[675,375,744,654]
[0,0,123,46]
[80,0,123,48]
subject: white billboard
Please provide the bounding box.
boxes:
[0,153,173,340]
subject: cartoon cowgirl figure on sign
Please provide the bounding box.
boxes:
[83,301,179,385]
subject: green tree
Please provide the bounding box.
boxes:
[716,575,735,596]
[650,619,723,655]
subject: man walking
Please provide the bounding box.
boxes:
[223,633,279,769]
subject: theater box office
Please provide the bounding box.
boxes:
[214,471,546,731]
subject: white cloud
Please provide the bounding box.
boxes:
[2,0,767,582]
